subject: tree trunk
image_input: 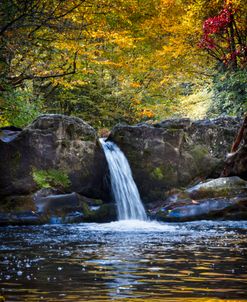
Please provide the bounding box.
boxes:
[231,114,247,153]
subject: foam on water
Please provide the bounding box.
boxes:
[82,219,177,232]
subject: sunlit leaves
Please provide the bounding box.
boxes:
[1,0,246,127]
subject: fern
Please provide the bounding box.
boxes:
[32,169,71,190]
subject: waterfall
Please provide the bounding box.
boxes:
[100,138,147,221]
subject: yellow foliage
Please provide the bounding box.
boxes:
[3,0,245,127]
[0,115,9,127]
[138,108,155,119]
[130,82,141,88]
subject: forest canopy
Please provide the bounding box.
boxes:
[0,0,246,129]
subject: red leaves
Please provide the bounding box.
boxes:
[198,35,215,49]
[198,1,246,69]
[199,5,233,50]
[203,8,232,35]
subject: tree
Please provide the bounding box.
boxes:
[1,0,245,127]
[199,0,247,70]
[0,0,87,91]
[197,0,247,116]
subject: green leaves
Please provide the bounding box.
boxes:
[208,69,247,116]
[32,169,71,190]
[0,86,43,127]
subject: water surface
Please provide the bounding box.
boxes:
[0,220,247,301]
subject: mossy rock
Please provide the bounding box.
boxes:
[0,195,35,212]
[187,176,247,200]
[0,114,108,200]
[190,145,209,162]
[84,203,117,222]
[151,167,164,181]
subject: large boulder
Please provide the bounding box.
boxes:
[109,117,239,202]
[0,114,108,200]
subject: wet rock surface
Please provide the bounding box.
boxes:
[0,126,22,143]
[0,212,46,226]
[152,176,247,222]
[0,190,116,226]
[35,192,81,213]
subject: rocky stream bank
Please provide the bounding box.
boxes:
[0,114,246,225]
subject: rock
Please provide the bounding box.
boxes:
[0,114,108,200]
[35,192,81,213]
[64,211,84,223]
[83,203,117,222]
[186,176,247,200]
[0,186,112,225]
[109,116,239,202]
[0,127,22,143]
[0,211,45,226]
[157,197,247,222]
[33,188,62,202]
[154,118,191,129]
[34,191,109,221]
[153,176,247,222]
[224,148,247,180]
[0,195,36,212]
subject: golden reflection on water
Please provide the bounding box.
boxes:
[2,294,246,302]
[103,300,247,302]
[1,221,247,301]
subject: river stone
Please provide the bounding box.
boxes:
[0,127,22,142]
[83,203,117,223]
[152,176,247,222]
[109,117,239,202]
[186,176,247,200]
[0,195,36,212]
[156,196,247,222]
[0,212,45,226]
[64,211,84,223]
[33,190,114,223]
[35,192,81,213]
[0,114,108,200]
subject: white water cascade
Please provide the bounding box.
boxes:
[100,138,147,221]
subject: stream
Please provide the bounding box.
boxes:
[0,220,247,301]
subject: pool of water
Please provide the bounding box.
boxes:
[0,220,247,301]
